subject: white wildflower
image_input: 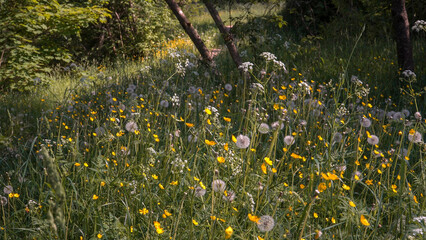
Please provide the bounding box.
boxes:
[260,52,277,61]
[239,62,254,73]
[273,60,287,73]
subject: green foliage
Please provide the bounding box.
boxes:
[77,0,176,60]
[280,0,426,37]
[0,0,110,92]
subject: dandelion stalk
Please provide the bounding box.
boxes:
[296,196,317,240]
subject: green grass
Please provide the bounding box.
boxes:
[0,3,425,240]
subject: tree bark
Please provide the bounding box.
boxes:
[391,0,414,71]
[164,0,213,64]
[203,0,242,68]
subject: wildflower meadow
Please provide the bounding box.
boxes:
[1,2,425,240]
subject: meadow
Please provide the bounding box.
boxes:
[0,4,425,240]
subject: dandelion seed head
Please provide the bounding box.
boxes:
[224,84,233,92]
[299,120,307,126]
[125,120,138,133]
[360,117,372,128]
[257,215,275,232]
[188,86,197,94]
[223,190,236,202]
[284,135,295,145]
[393,112,404,121]
[160,100,169,108]
[236,135,250,149]
[271,121,284,130]
[258,123,270,134]
[212,179,226,192]
[0,196,7,206]
[414,112,422,121]
[401,109,410,117]
[367,135,379,145]
[3,186,13,195]
[194,186,206,197]
[333,132,343,143]
[95,127,106,136]
[408,131,423,143]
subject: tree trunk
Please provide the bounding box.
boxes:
[391,0,414,71]
[203,0,242,68]
[164,0,213,64]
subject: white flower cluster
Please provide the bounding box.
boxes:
[170,157,187,174]
[402,70,416,78]
[250,83,265,94]
[260,52,277,61]
[171,94,180,107]
[412,20,426,32]
[273,60,287,73]
[298,81,311,95]
[351,75,363,86]
[176,61,186,76]
[239,62,254,73]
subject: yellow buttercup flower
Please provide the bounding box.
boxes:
[225,226,233,239]
[205,139,216,146]
[217,156,225,163]
[360,215,370,226]
[261,163,267,174]
[248,213,260,223]
[318,182,327,192]
[264,157,272,165]
[139,208,149,215]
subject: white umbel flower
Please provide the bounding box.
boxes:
[238,62,254,73]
